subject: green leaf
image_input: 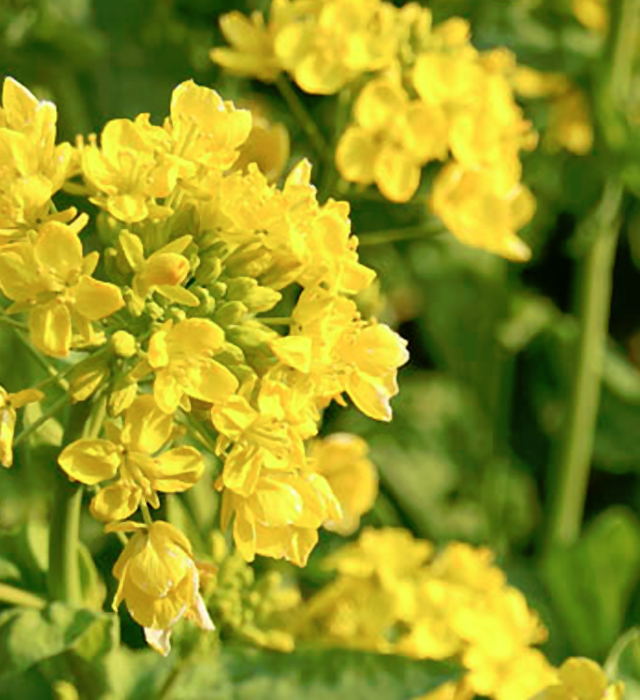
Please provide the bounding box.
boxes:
[0,602,101,679]
[606,628,640,699]
[166,646,461,700]
[540,507,640,658]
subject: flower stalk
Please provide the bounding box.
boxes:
[48,395,107,604]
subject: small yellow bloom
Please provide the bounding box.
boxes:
[431,162,535,262]
[109,520,214,655]
[0,220,124,356]
[531,657,624,700]
[81,115,176,223]
[145,318,239,414]
[0,386,44,467]
[58,395,204,521]
[287,287,409,421]
[308,433,377,535]
[211,378,309,497]
[220,470,341,566]
[0,77,76,234]
[211,6,288,82]
[336,77,448,202]
[274,0,398,94]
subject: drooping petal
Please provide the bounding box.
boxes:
[91,481,141,522]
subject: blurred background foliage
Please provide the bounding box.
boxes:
[3,0,640,697]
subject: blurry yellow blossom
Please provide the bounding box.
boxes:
[336,76,448,202]
[144,317,239,414]
[58,395,204,521]
[232,105,290,182]
[0,386,44,467]
[431,163,535,262]
[308,433,377,534]
[210,3,293,82]
[274,0,399,94]
[0,219,124,356]
[0,77,76,235]
[572,0,609,32]
[547,89,594,155]
[531,657,624,700]
[109,520,214,655]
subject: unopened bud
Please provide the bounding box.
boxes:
[111,330,137,358]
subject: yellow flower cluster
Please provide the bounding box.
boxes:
[0,77,400,651]
[531,657,623,700]
[296,528,558,700]
[212,3,538,261]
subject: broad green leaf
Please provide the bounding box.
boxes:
[540,508,640,658]
[0,602,101,679]
[165,646,461,700]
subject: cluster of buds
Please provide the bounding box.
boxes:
[0,76,407,652]
[212,0,538,261]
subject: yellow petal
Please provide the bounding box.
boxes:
[270,335,312,373]
[74,276,124,321]
[34,222,83,281]
[58,438,121,485]
[91,481,141,522]
[183,359,239,404]
[122,394,174,454]
[146,446,204,492]
[29,300,72,358]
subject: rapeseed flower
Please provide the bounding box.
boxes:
[532,657,624,700]
[58,395,203,521]
[109,520,214,655]
[0,219,124,356]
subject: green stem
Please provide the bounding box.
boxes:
[358,223,446,246]
[546,180,623,550]
[48,396,107,604]
[275,75,328,159]
[0,583,47,609]
[13,394,69,448]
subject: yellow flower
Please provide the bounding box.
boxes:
[145,318,239,414]
[284,287,409,421]
[211,4,291,82]
[118,231,198,309]
[308,433,377,534]
[58,394,204,521]
[431,162,535,262]
[274,0,398,94]
[220,469,341,566]
[531,657,624,700]
[109,520,214,655]
[547,89,594,156]
[336,76,448,202]
[211,378,310,497]
[0,220,124,356]
[81,115,176,223]
[0,386,44,467]
[166,80,252,174]
[0,77,76,234]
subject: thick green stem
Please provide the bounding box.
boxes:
[48,397,106,604]
[546,181,623,550]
